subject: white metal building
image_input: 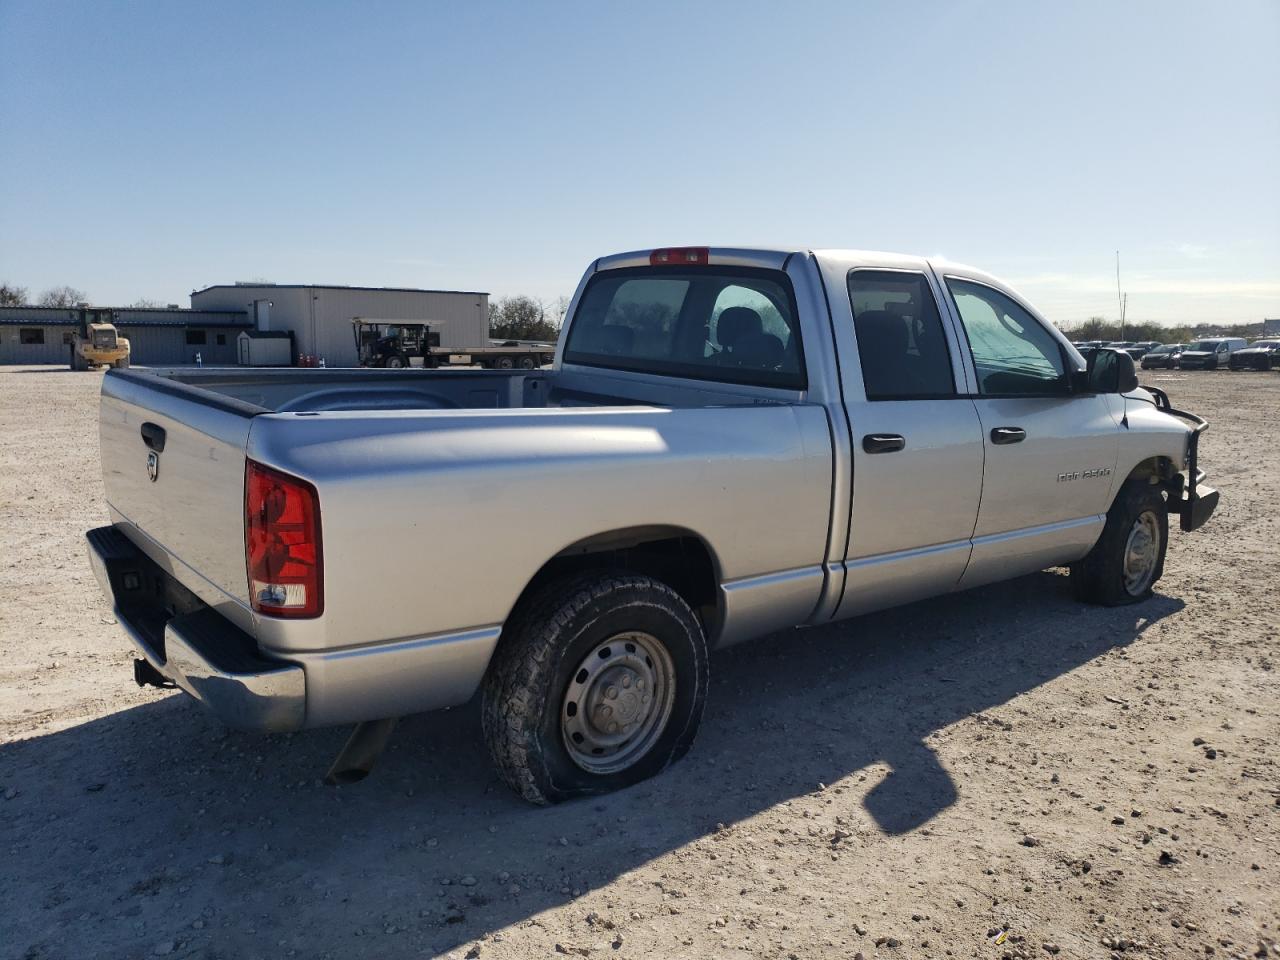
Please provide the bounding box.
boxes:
[0,306,251,365]
[190,283,489,367]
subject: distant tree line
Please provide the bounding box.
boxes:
[488,295,570,343]
[1058,315,1271,344]
[0,283,166,309]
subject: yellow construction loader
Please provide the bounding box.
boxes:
[70,308,130,370]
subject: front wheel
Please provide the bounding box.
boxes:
[385,355,407,369]
[481,572,709,804]
[1071,480,1168,605]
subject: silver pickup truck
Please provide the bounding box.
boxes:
[88,246,1219,803]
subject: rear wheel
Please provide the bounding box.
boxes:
[517,355,536,369]
[482,572,709,804]
[70,345,87,371]
[1071,480,1168,605]
[385,354,407,369]
[113,356,129,369]
[496,356,515,370]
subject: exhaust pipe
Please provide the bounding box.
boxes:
[324,718,399,785]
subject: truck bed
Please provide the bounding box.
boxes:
[128,367,759,414]
[99,367,833,680]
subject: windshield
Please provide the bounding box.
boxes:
[563,266,805,389]
[1151,344,1178,354]
[1189,340,1221,351]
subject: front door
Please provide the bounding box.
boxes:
[939,275,1120,589]
[833,266,986,617]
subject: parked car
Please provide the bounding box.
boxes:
[1124,341,1162,360]
[1141,343,1185,370]
[1228,339,1280,371]
[1179,337,1248,370]
[87,246,1219,803]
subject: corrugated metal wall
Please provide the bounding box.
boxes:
[0,324,244,365]
[191,286,489,366]
[0,325,73,364]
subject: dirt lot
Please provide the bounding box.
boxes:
[1,364,1277,960]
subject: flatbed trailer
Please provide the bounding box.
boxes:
[352,319,553,369]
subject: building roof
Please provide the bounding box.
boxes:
[0,306,252,328]
[191,283,489,297]
[238,329,293,339]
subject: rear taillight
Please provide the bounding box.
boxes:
[245,460,323,618]
[650,247,709,266]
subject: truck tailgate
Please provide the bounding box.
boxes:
[100,372,255,612]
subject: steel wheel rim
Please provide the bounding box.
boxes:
[561,631,676,774]
[1122,510,1160,595]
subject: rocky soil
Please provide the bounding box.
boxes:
[1,365,1277,960]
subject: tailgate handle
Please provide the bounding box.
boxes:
[140,422,166,453]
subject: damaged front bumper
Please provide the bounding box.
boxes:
[1142,386,1219,533]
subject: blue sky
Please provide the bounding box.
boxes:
[1,0,1276,327]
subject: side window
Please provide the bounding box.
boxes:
[946,278,1067,396]
[846,270,955,400]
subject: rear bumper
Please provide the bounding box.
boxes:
[87,526,305,732]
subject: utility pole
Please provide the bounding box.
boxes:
[1116,251,1127,340]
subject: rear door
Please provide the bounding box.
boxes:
[824,262,985,617]
[937,272,1120,588]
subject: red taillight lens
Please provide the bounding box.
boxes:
[650,247,709,266]
[245,460,323,618]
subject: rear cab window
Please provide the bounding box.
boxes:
[563,266,805,389]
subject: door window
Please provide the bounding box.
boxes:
[946,279,1067,396]
[847,271,955,399]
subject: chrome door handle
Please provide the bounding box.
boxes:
[990,426,1026,445]
[862,433,906,454]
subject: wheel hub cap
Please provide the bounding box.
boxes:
[561,632,675,774]
[1123,510,1160,595]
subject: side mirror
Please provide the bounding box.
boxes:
[1082,348,1139,394]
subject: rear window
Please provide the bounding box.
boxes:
[563,266,805,389]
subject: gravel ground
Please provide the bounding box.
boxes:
[1,364,1277,960]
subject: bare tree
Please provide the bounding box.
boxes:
[489,295,561,342]
[128,298,165,308]
[38,285,89,307]
[0,282,28,306]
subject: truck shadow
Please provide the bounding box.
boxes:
[2,571,1183,959]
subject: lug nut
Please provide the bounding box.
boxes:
[606,686,618,700]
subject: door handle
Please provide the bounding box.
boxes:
[990,426,1026,445]
[140,421,166,453]
[862,433,906,454]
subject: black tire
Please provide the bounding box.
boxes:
[481,571,709,805]
[517,355,536,370]
[496,356,515,370]
[1071,480,1168,605]
[386,355,407,369]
